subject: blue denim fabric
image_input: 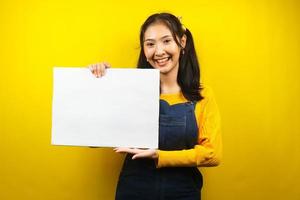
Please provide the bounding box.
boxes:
[115,100,203,200]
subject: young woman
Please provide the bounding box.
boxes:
[89,13,222,200]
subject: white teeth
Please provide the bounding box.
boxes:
[156,57,169,64]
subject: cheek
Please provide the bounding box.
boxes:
[144,48,154,59]
[165,45,180,56]
[172,46,181,55]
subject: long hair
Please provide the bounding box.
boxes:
[137,13,203,102]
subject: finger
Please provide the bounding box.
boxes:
[133,149,157,159]
[114,147,125,153]
[100,62,106,77]
[103,62,109,76]
[96,63,101,77]
[113,147,126,152]
[91,64,96,77]
[103,61,111,68]
[116,147,139,154]
[132,151,149,160]
[115,147,130,153]
[89,64,96,76]
[132,154,139,159]
[114,147,130,154]
[98,63,103,77]
[113,147,118,151]
[93,64,99,77]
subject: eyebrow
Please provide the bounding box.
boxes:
[144,35,173,42]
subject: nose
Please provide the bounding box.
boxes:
[155,43,165,56]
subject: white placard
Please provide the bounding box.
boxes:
[51,67,159,148]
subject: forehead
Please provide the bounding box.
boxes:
[144,23,173,40]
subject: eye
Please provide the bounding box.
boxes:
[163,39,172,44]
[145,42,154,47]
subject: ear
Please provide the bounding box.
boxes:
[180,34,187,48]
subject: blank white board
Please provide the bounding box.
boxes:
[51,67,160,148]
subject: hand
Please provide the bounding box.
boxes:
[114,147,158,160]
[88,62,111,78]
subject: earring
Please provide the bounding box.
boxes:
[181,48,185,55]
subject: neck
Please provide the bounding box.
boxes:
[160,65,181,94]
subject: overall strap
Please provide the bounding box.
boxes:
[186,101,197,111]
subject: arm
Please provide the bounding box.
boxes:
[157,87,222,168]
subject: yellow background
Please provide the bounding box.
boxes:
[1,0,300,199]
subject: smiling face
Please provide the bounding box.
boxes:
[143,23,186,75]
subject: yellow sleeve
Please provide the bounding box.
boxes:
[156,87,222,168]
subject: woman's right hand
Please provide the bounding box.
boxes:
[88,62,111,78]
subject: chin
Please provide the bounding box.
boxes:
[158,67,172,74]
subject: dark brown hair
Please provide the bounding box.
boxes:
[137,13,203,102]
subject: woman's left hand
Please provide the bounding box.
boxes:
[114,147,158,160]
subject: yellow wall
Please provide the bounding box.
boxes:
[1,0,299,199]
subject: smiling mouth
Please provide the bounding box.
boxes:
[154,57,171,66]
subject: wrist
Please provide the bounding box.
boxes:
[152,150,158,159]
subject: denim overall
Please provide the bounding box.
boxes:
[115,99,203,200]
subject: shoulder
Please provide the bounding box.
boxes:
[195,85,220,119]
[196,85,218,112]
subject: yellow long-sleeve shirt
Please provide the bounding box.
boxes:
[157,86,222,168]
